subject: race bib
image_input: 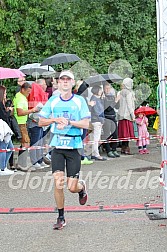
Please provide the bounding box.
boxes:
[56,135,75,149]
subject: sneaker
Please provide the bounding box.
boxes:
[94,156,107,161]
[112,150,120,157]
[10,166,17,172]
[81,157,93,165]
[139,149,144,154]
[36,162,47,169]
[43,154,51,165]
[17,165,29,171]
[40,161,50,167]
[53,217,66,230]
[78,180,88,205]
[10,165,16,170]
[143,149,149,154]
[31,163,41,169]
[107,151,116,158]
[0,168,14,175]
[28,166,36,172]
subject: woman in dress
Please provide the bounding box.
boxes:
[117,78,136,154]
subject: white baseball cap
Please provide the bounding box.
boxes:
[59,70,74,80]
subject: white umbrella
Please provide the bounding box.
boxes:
[19,63,56,79]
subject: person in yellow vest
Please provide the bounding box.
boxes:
[13,82,38,171]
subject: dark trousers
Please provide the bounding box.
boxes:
[9,152,14,167]
[103,118,118,153]
[29,126,44,165]
[122,141,129,147]
[18,148,28,167]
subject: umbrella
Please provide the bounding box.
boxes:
[135,106,157,116]
[41,53,80,66]
[19,63,55,77]
[0,67,25,80]
[85,73,123,85]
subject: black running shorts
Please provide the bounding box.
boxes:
[51,148,81,178]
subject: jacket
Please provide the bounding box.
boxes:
[28,82,48,109]
[90,95,104,124]
[104,94,119,121]
[0,119,13,143]
[117,88,135,121]
[0,102,11,126]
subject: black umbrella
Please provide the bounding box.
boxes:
[85,73,123,85]
[41,53,80,66]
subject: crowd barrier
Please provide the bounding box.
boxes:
[0,134,161,153]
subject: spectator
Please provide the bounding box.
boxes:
[117,78,135,155]
[77,81,93,165]
[13,82,38,171]
[52,78,61,96]
[28,79,49,169]
[45,77,53,98]
[103,82,120,158]
[0,85,14,175]
[90,85,106,161]
[16,77,26,93]
[136,112,150,154]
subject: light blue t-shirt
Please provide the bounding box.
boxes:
[39,94,90,149]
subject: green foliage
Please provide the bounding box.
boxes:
[0,0,158,107]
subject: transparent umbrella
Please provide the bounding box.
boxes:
[19,63,56,79]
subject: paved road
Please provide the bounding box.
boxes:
[0,140,167,252]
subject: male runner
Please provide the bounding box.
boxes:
[39,70,90,230]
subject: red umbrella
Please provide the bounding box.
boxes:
[135,106,157,116]
[0,67,25,79]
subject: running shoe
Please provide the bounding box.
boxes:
[53,217,66,230]
[78,180,88,205]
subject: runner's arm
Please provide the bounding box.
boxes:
[38,117,68,127]
[69,118,90,129]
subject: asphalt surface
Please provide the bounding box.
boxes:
[0,139,167,252]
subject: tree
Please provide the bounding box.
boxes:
[0,0,157,107]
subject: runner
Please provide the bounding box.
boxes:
[38,70,91,230]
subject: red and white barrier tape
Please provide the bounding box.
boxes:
[0,134,161,153]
